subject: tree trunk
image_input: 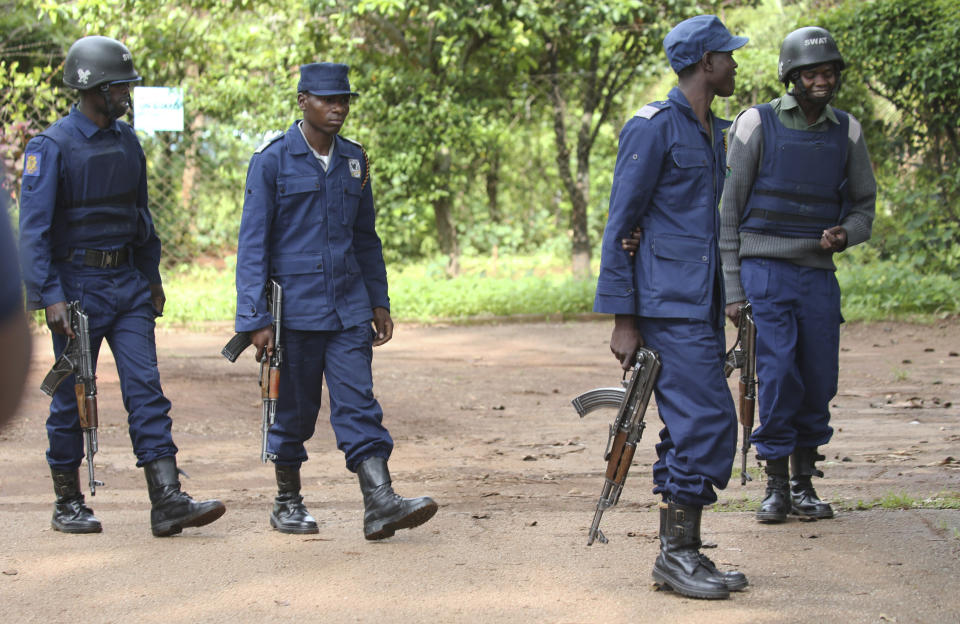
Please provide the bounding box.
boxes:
[549,75,592,277]
[432,147,460,276]
[486,150,500,223]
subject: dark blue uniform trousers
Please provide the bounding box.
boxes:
[269,325,393,472]
[741,258,841,460]
[47,261,176,471]
[638,316,737,507]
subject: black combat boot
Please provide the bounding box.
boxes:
[51,468,102,534]
[651,501,730,600]
[790,447,834,519]
[270,464,319,534]
[356,457,437,540]
[756,457,790,523]
[143,456,226,537]
[693,532,749,591]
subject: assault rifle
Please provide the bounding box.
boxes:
[221,280,283,463]
[41,301,103,495]
[571,347,661,545]
[724,302,757,486]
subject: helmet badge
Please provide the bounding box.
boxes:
[77,68,91,86]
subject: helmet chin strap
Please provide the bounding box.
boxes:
[788,68,843,107]
[98,83,131,121]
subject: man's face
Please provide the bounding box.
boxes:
[95,82,133,120]
[299,93,351,136]
[797,63,838,105]
[708,51,738,97]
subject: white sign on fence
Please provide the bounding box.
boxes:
[133,86,184,132]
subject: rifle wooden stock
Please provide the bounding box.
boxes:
[738,382,755,430]
[612,440,636,484]
[605,431,628,480]
[268,363,280,399]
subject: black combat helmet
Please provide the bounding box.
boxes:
[63,36,141,90]
[777,26,845,85]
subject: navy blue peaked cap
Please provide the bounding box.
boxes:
[297,62,359,96]
[663,15,748,73]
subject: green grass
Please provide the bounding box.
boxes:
[711,497,761,513]
[388,255,595,322]
[154,252,960,327]
[838,258,960,321]
[730,465,764,484]
[159,256,237,326]
[158,252,598,327]
[712,491,960,513]
[840,491,960,512]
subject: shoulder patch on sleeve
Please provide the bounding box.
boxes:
[847,115,862,144]
[734,107,762,144]
[635,101,669,120]
[254,131,284,154]
[340,135,363,148]
[23,151,42,176]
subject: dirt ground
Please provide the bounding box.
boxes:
[1,318,958,624]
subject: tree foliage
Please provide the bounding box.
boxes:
[2,0,957,283]
[822,0,960,275]
[519,0,700,275]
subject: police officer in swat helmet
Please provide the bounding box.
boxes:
[235,62,437,540]
[19,36,226,536]
[719,27,876,524]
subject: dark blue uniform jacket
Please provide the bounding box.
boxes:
[595,87,730,324]
[235,123,389,332]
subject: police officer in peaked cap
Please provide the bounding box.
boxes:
[234,62,437,540]
[19,35,226,536]
[720,27,876,525]
[595,15,749,600]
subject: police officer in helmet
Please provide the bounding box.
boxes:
[19,36,226,536]
[720,27,876,524]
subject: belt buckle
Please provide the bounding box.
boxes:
[96,249,118,268]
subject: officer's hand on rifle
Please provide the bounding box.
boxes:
[45,301,75,338]
[611,314,644,371]
[725,302,744,327]
[820,225,847,252]
[251,325,275,362]
[149,283,166,316]
[371,307,393,347]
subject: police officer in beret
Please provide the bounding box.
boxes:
[0,166,31,430]
[720,27,875,523]
[595,15,748,599]
[235,62,437,540]
[19,36,226,536]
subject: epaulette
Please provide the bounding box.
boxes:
[254,131,284,154]
[341,136,371,191]
[635,101,670,120]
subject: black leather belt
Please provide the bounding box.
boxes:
[78,248,130,268]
